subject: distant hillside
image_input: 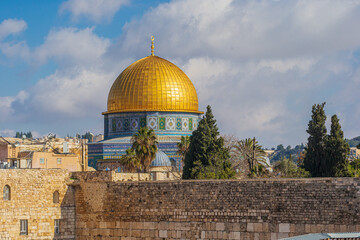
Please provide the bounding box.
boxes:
[347,136,360,147]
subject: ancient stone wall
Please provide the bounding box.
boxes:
[2,169,360,240]
[74,175,360,240]
[0,169,75,240]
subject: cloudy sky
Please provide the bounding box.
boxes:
[0,0,360,148]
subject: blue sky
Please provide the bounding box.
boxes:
[1,0,360,148]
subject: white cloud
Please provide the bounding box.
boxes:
[119,0,360,60]
[34,27,110,67]
[0,19,27,40]
[60,0,128,22]
[0,19,29,60]
[0,129,15,137]
[29,68,114,116]
[0,25,117,126]
[0,41,30,60]
[2,0,360,146]
[257,58,317,73]
[0,91,28,120]
[1,27,109,66]
[113,0,360,146]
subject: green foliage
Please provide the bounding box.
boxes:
[304,103,350,177]
[303,103,327,177]
[232,138,267,177]
[15,131,32,139]
[273,156,311,178]
[177,136,190,167]
[257,164,268,176]
[182,105,235,179]
[274,156,297,176]
[325,115,350,177]
[81,132,94,143]
[131,127,158,172]
[276,144,285,151]
[348,159,360,177]
[346,136,360,148]
[270,144,305,162]
[120,148,140,173]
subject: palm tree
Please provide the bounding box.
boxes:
[231,137,267,177]
[131,127,158,172]
[120,148,140,173]
[177,136,190,168]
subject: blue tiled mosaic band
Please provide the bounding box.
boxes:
[104,111,201,140]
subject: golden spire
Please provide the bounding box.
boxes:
[151,36,155,56]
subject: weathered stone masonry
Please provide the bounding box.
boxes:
[0,169,75,240]
[73,172,360,240]
[1,170,360,240]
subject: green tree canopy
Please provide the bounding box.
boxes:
[348,158,360,177]
[303,103,327,177]
[325,115,350,177]
[232,137,267,177]
[182,105,235,179]
[177,136,190,168]
[15,131,33,139]
[120,148,140,173]
[304,103,350,177]
[131,127,158,172]
[273,155,310,178]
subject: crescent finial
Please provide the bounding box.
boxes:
[151,36,155,56]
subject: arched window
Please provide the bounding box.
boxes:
[3,185,10,200]
[53,191,59,204]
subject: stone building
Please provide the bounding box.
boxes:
[0,137,43,167]
[88,37,203,170]
[0,137,88,171]
[18,151,83,171]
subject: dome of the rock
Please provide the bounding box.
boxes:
[89,37,203,172]
[105,56,201,114]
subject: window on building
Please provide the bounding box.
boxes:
[3,185,10,200]
[39,158,45,164]
[20,220,28,235]
[57,158,62,164]
[54,219,60,235]
[53,191,59,204]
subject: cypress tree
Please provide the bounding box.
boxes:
[182,105,235,179]
[303,103,327,177]
[325,115,350,177]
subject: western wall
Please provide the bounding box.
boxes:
[1,169,360,239]
[0,169,75,240]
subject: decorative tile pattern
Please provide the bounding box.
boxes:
[116,119,123,131]
[140,117,146,128]
[166,117,176,130]
[108,119,112,132]
[182,118,189,131]
[193,119,198,130]
[130,118,139,131]
[123,119,130,130]
[112,119,116,132]
[159,117,165,130]
[189,118,193,131]
[193,119,197,130]
[147,117,158,130]
[176,118,182,130]
[106,112,200,136]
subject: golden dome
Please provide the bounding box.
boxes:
[105,55,201,114]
